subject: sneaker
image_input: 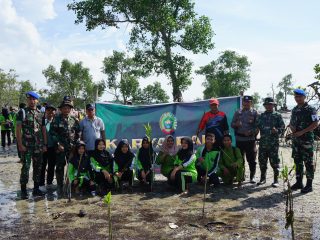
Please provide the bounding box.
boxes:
[90,191,96,197]
[301,185,313,194]
[39,185,47,192]
[249,178,256,184]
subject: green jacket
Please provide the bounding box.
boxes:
[174,154,198,182]
[68,156,91,187]
[90,156,113,174]
[195,146,220,176]
[0,114,14,131]
[155,151,176,177]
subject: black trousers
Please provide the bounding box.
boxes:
[1,130,11,147]
[196,165,220,185]
[94,171,113,190]
[171,170,193,192]
[236,140,257,175]
[40,147,56,186]
[137,169,153,183]
[119,169,134,186]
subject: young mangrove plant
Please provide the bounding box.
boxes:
[280,153,295,240]
[103,191,112,239]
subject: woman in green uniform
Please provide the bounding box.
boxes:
[68,141,96,196]
[90,138,114,195]
[170,137,197,193]
[156,135,177,179]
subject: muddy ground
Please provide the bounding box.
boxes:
[0,144,319,240]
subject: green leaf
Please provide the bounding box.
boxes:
[144,122,152,141]
[103,191,112,204]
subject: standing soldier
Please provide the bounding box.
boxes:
[16,92,47,199]
[50,96,80,194]
[290,89,318,193]
[231,95,258,183]
[256,97,285,187]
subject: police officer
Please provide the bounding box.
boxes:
[16,91,47,199]
[50,96,80,194]
[231,95,258,183]
[290,89,318,193]
[256,97,285,187]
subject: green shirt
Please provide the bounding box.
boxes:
[218,147,243,172]
[155,151,176,177]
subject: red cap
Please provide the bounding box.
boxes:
[209,98,219,105]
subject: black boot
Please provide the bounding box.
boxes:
[249,171,256,184]
[21,184,28,200]
[301,179,313,193]
[257,172,266,186]
[272,172,279,188]
[291,177,303,190]
[33,183,46,196]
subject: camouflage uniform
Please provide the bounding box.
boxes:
[256,111,285,179]
[16,107,44,185]
[290,103,318,180]
[50,114,80,188]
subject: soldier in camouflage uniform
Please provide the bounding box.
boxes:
[50,96,80,193]
[290,89,318,193]
[256,97,285,187]
[16,92,47,199]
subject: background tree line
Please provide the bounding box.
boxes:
[2,0,318,109]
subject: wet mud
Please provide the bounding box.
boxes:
[0,146,319,239]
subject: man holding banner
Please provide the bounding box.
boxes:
[196,98,229,150]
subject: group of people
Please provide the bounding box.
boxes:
[0,105,20,152]
[15,88,318,200]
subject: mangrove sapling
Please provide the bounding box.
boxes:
[103,191,112,239]
[202,166,208,218]
[143,123,155,192]
[280,152,295,240]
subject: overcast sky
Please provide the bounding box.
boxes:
[1,0,320,105]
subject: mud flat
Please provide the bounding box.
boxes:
[0,145,319,239]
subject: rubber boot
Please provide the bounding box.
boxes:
[272,172,279,188]
[291,177,303,190]
[301,179,313,194]
[257,172,266,186]
[21,184,28,200]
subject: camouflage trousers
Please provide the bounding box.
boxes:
[55,149,72,188]
[20,147,43,185]
[292,139,314,180]
[258,143,280,175]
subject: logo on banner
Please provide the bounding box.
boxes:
[159,112,177,134]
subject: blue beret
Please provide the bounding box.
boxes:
[26,91,40,99]
[293,89,306,96]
